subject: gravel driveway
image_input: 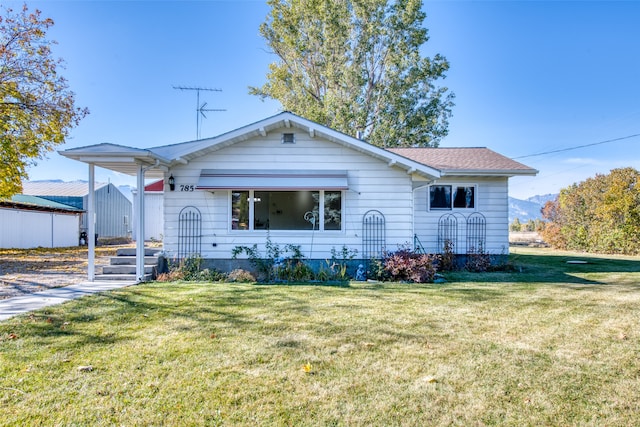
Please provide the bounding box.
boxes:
[0,246,122,300]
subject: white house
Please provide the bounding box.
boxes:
[60,112,537,281]
[0,195,83,249]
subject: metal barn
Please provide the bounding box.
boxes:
[22,181,132,239]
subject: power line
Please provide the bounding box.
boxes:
[512,133,640,160]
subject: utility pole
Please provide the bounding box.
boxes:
[173,86,226,139]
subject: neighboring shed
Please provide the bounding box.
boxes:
[0,195,83,248]
[22,181,132,239]
[132,180,164,241]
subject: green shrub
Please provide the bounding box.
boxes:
[232,235,306,282]
[157,255,226,282]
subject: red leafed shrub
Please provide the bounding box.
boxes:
[383,249,437,283]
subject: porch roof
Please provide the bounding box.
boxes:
[59,143,170,179]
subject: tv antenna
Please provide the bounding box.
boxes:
[173,85,226,139]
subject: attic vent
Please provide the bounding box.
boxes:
[282,133,295,144]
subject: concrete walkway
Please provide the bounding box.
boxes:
[0,281,137,322]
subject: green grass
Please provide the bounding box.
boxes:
[1,247,640,426]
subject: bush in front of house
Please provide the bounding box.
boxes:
[381,247,438,283]
[465,244,492,272]
[232,236,308,282]
[227,269,256,283]
[156,255,227,282]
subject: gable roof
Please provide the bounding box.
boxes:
[388,147,538,177]
[148,112,442,179]
[59,112,537,179]
[60,112,442,180]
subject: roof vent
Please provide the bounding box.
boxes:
[282,133,295,144]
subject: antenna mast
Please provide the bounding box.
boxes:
[173,86,226,139]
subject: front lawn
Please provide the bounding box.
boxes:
[1,248,639,425]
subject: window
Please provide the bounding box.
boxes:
[453,186,474,208]
[429,185,475,210]
[231,190,342,231]
[429,185,452,209]
[254,191,318,230]
[232,191,249,230]
[324,191,342,230]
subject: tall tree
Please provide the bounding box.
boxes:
[540,168,640,254]
[0,5,88,198]
[250,0,454,148]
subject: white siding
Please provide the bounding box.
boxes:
[0,208,81,248]
[413,177,510,254]
[162,129,415,260]
[132,191,164,241]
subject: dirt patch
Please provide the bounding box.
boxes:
[0,246,130,300]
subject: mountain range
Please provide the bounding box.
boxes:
[508,194,557,223]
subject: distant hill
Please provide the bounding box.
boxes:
[526,194,558,206]
[508,194,558,223]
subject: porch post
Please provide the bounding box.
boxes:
[87,164,95,281]
[136,163,146,282]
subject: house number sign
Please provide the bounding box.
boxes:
[180,185,195,192]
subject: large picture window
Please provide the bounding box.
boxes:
[231,190,342,231]
[429,185,475,210]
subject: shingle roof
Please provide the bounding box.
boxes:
[22,181,108,197]
[387,147,538,176]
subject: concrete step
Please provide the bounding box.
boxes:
[94,273,153,282]
[103,265,156,275]
[109,256,159,266]
[116,248,162,257]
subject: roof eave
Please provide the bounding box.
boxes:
[440,168,539,177]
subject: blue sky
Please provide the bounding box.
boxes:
[17,0,640,200]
